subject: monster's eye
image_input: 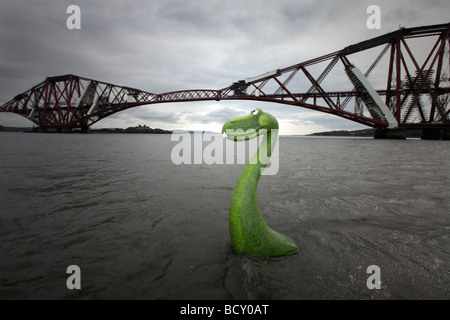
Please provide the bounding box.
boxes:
[251,109,257,115]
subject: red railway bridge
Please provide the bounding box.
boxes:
[1,23,449,139]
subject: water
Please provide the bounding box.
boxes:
[0,132,449,299]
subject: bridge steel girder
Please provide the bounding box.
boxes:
[1,23,449,131]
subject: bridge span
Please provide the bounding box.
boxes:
[1,23,449,139]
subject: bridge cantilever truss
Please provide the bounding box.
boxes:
[1,23,449,132]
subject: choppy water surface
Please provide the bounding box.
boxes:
[0,132,449,299]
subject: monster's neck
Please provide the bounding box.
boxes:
[229,130,278,251]
[250,130,278,172]
[232,130,278,204]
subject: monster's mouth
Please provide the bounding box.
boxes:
[222,108,266,141]
[222,126,263,141]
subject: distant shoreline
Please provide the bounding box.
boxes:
[0,125,172,134]
[0,125,424,138]
[308,128,422,138]
[91,126,172,134]
[308,128,375,137]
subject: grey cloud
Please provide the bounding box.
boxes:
[1,0,449,133]
[108,105,183,122]
[206,107,244,120]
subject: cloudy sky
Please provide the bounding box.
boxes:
[0,0,448,134]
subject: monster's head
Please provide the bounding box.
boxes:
[222,108,278,141]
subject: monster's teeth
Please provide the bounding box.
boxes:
[222,132,228,139]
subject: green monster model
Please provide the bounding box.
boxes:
[222,108,298,258]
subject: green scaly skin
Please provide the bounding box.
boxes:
[222,108,298,258]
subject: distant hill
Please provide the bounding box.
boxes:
[0,125,171,134]
[0,126,33,132]
[308,128,422,138]
[308,129,375,137]
[91,125,172,134]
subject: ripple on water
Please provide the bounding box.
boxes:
[0,134,449,299]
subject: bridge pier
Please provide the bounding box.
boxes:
[374,128,406,139]
[442,129,450,140]
[57,127,91,133]
[33,127,47,133]
[421,129,442,140]
[57,128,70,133]
[32,126,91,133]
